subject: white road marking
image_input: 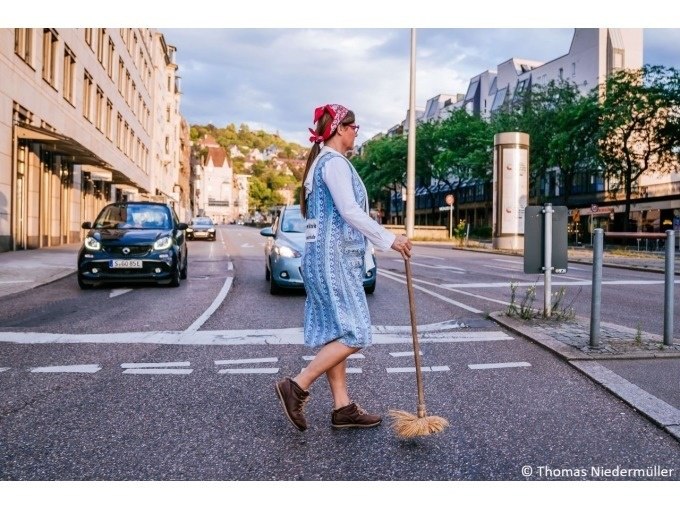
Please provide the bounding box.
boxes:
[109,288,133,298]
[227,261,234,271]
[218,367,279,374]
[181,276,233,336]
[468,362,531,370]
[0,322,512,346]
[441,279,674,289]
[215,357,278,365]
[123,368,193,375]
[121,362,190,368]
[409,261,466,273]
[492,258,523,265]
[302,353,365,361]
[389,351,422,357]
[379,269,483,313]
[386,366,450,373]
[0,280,33,284]
[483,264,522,272]
[0,367,10,372]
[346,368,363,374]
[30,364,102,373]
[240,243,253,248]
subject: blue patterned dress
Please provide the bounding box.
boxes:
[302,151,372,348]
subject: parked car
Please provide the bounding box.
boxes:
[260,205,377,295]
[186,216,216,241]
[77,201,188,289]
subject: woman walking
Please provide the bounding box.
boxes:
[275,104,412,432]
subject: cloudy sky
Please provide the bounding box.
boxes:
[18,0,680,147]
[164,27,680,147]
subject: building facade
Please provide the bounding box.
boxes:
[383,28,679,237]
[0,28,187,252]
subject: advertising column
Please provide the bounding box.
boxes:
[492,132,530,251]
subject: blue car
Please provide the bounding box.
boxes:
[260,205,377,295]
[77,201,188,289]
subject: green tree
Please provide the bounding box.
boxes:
[597,65,680,231]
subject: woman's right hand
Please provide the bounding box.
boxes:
[391,234,412,260]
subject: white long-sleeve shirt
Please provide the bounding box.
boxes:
[305,147,396,251]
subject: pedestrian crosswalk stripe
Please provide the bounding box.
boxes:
[214,357,278,365]
[468,362,531,370]
[123,368,193,375]
[30,364,102,373]
[386,366,450,373]
[218,367,279,374]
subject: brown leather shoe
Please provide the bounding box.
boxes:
[331,402,382,429]
[275,377,310,431]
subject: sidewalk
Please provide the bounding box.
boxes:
[0,243,80,299]
[1,242,679,442]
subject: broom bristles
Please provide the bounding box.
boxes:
[388,409,449,438]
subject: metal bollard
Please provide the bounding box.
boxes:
[664,230,675,346]
[590,229,603,347]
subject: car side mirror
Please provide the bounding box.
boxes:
[177,222,188,230]
[260,227,274,237]
[81,221,92,229]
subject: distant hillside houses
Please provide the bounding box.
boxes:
[192,134,249,223]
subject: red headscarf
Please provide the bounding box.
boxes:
[308,104,349,144]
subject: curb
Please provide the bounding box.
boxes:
[489,311,680,442]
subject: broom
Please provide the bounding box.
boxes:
[389,257,449,437]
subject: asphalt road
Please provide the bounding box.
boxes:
[0,225,678,481]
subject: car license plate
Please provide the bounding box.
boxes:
[109,259,143,269]
[195,232,207,237]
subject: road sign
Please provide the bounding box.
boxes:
[572,209,580,223]
[445,194,454,206]
[524,206,568,274]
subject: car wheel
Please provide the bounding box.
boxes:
[77,274,94,290]
[270,275,282,295]
[265,264,271,281]
[365,282,376,294]
[180,257,188,280]
[169,264,181,287]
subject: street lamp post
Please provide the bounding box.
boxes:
[406,28,416,239]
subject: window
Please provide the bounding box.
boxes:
[97,29,105,64]
[106,100,113,140]
[559,67,563,80]
[62,45,76,104]
[14,28,33,64]
[84,28,93,48]
[116,113,124,149]
[118,58,125,93]
[42,29,58,87]
[166,106,171,122]
[95,87,105,132]
[83,71,93,121]
[107,38,115,79]
[572,63,576,76]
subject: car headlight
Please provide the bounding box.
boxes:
[186,228,193,233]
[84,236,101,251]
[275,245,301,258]
[153,236,173,251]
[208,228,215,232]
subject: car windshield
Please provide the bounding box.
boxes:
[192,218,213,226]
[94,204,171,229]
[280,209,305,233]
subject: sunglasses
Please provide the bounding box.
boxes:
[345,124,360,134]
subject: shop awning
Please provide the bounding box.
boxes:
[15,122,148,193]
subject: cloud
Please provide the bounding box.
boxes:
[165,28,679,147]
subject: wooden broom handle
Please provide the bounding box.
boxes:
[404,257,427,417]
